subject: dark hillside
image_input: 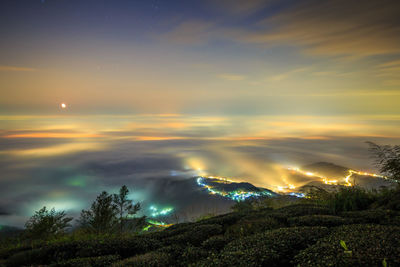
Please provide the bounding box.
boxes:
[2,201,399,267]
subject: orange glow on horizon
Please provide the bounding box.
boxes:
[3,133,102,139]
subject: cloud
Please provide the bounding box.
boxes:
[383,80,400,86]
[163,1,400,59]
[1,142,105,157]
[311,71,354,77]
[1,114,399,226]
[0,65,37,72]
[243,0,400,58]
[268,67,309,81]
[375,59,400,77]
[217,73,246,81]
[0,207,11,216]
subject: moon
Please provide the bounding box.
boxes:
[60,103,67,109]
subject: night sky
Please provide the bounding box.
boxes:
[1,0,400,226]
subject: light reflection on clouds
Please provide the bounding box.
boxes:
[0,114,399,226]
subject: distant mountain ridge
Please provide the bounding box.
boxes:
[302,162,350,178]
[201,177,278,196]
[299,162,395,191]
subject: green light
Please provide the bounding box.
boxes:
[149,205,174,217]
[66,176,86,187]
[142,225,152,231]
[148,219,165,226]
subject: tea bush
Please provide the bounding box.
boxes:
[5,237,160,266]
[288,215,348,227]
[112,251,171,267]
[196,213,243,229]
[274,204,333,217]
[204,226,330,266]
[201,235,227,251]
[50,254,120,267]
[339,209,399,224]
[225,216,280,238]
[164,224,222,246]
[293,224,400,266]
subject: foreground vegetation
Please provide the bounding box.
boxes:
[1,142,399,266]
[1,184,400,266]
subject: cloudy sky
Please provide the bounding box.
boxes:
[1,0,400,226]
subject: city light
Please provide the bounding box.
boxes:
[149,205,174,217]
[287,166,387,187]
[196,176,275,201]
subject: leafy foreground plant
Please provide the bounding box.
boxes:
[198,226,330,267]
[24,207,73,241]
[293,224,400,266]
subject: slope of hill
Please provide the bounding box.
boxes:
[1,203,399,266]
[302,162,349,178]
[295,162,396,192]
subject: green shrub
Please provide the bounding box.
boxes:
[372,185,400,211]
[288,215,348,227]
[5,241,87,266]
[231,200,254,212]
[388,216,400,226]
[239,207,274,221]
[205,226,330,266]
[201,235,227,251]
[274,204,333,217]
[112,251,171,267]
[293,224,400,266]
[76,237,161,258]
[155,244,185,258]
[146,223,194,241]
[24,207,73,240]
[42,241,82,262]
[0,246,31,260]
[225,217,280,238]
[5,248,49,267]
[181,245,209,265]
[50,254,120,267]
[196,213,243,229]
[314,187,376,214]
[164,224,222,246]
[340,209,399,224]
[5,237,160,266]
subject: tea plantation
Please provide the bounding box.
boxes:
[1,203,399,266]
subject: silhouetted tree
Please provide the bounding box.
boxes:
[113,185,140,234]
[367,142,400,180]
[25,206,72,240]
[79,191,118,234]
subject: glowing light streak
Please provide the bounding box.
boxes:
[149,205,174,217]
[287,166,388,187]
[197,176,274,201]
[142,225,152,231]
[147,220,174,228]
[141,219,174,232]
[288,184,296,189]
[288,192,306,198]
